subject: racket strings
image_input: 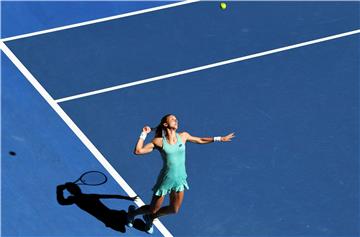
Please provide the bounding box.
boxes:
[80,171,107,185]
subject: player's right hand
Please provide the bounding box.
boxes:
[142,126,151,134]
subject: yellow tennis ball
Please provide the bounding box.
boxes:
[220,2,227,10]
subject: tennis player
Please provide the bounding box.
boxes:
[126,114,235,234]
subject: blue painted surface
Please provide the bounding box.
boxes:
[5,2,360,100]
[1,1,172,38]
[2,1,360,236]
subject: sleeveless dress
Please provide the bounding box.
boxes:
[152,132,189,196]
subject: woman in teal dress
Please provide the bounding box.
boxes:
[126,114,235,234]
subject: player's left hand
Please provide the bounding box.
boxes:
[222,132,235,142]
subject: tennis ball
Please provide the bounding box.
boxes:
[220,2,227,10]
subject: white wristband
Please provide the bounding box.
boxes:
[214,136,222,142]
[140,132,147,140]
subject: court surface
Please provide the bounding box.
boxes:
[2,1,359,236]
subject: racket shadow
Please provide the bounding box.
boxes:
[56,182,140,233]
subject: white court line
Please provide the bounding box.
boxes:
[0,41,173,237]
[1,0,199,42]
[55,29,360,103]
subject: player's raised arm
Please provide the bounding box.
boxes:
[134,126,155,155]
[183,132,235,144]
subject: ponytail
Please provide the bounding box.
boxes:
[153,114,173,138]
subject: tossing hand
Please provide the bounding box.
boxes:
[142,126,152,134]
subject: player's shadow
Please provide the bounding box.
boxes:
[56,183,147,233]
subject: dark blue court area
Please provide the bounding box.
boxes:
[2,1,359,236]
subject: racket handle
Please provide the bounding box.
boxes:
[72,178,81,184]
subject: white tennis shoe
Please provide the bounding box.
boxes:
[143,214,154,234]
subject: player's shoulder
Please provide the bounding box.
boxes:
[152,136,162,142]
[151,137,163,149]
[179,131,190,138]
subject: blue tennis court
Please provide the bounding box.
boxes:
[2,1,359,236]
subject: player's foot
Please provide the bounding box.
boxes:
[143,214,154,234]
[126,205,136,227]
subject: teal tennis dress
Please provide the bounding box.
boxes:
[152,132,189,196]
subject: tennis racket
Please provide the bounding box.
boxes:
[72,171,108,186]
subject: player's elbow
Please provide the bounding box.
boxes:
[134,149,145,155]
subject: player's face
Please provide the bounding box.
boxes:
[165,115,178,130]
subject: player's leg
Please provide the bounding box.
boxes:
[151,190,184,219]
[129,194,164,218]
[142,191,184,234]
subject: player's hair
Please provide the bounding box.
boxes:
[153,114,174,138]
